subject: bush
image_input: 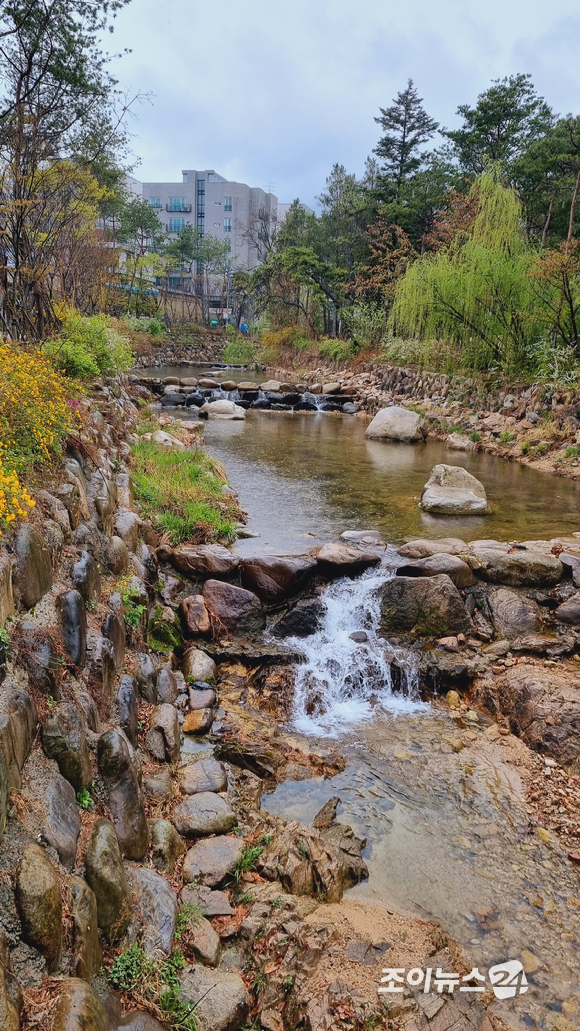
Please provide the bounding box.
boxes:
[317,337,357,363]
[261,327,311,356]
[531,338,579,386]
[222,339,255,364]
[121,314,166,336]
[340,301,388,349]
[44,310,134,378]
[0,443,35,534]
[0,342,77,469]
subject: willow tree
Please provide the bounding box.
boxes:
[390,171,538,371]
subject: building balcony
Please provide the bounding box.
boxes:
[166,203,192,213]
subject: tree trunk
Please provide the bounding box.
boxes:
[541,196,554,249]
[567,170,580,251]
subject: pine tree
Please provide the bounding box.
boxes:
[373,79,439,196]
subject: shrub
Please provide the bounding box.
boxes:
[499,430,515,444]
[317,337,357,363]
[340,301,388,349]
[45,310,134,378]
[121,314,166,336]
[261,327,311,357]
[222,339,255,364]
[0,443,35,534]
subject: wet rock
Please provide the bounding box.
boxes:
[129,867,177,957]
[240,554,317,602]
[86,636,116,717]
[182,647,216,683]
[156,668,178,704]
[271,598,325,638]
[202,580,265,635]
[398,538,468,559]
[97,730,149,860]
[188,686,216,710]
[41,703,92,793]
[488,587,543,639]
[146,704,180,764]
[102,612,125,669]
[380,574,472,637]
[52,979,108,1031]
[182,835,244,886]
[171,544,240,579]
[160,392,185,407]
[13,525,52,609]
[314,543,380,579]
[199,399,246,419]
[183,708,214,734]
[214,738,285,779]
[396,552,477,589]
[181,885,235,916]
[42,774,80,871]
[554,591,580,624]
[258,819,368,903]
[117,675,138,745]
[467,547,563,587]
[179,759,227,794]
[69,876,102,980]
[149,818,186,873]
[185,393,206,408]
[172,792,237,837]
[84,818,131,940]
[349,631,368,643]
[189,916,221,966]
[16,845,62,971]
[419,464,490,515]
[105,535,130,575]
[58,590,87,668]
[135,652,158,703]
[143,769,173,800]
[365,406,426,441]
[72,552,101,606]
[312,796,340,829]
[178,965,250,1031]
[179,595,212,636]
[115,509,140,552]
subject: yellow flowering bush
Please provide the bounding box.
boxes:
[0,442,35,531]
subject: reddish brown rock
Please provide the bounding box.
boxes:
[240,554,317,602]
[171,544,240,579]
[202,580,265,636]
[180,595,211,636]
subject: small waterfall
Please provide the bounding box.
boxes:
[287,570,425,737]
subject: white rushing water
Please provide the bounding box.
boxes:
[286,569,427,737]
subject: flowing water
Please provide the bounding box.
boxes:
[146,365,580,1028]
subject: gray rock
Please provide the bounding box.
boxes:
[396,552,477,589]
[84,819,131,941]
[488,587,543,639]
[315,542,380,579]
[143,769,173,800]
[398,538,468,559]
[467,547,563,587]
[86,636,116,717]
[146,704,180,764]
[179,595,211,636]
[172,792,237,837]
[105,535,129,575]
[117,675,138,745]
[157,668,178,704]
[97,730,149,860]
[201,580,265,636]
[119,1014,167,1031]
[102,612,125,669]
[419,464,490,515]
[13,525,52,609]
[171,543,240,579]
[58,590,87,667]
[240,554,317,602]
[149,818,186,873]
[41,703,92,792]
[182,835,245,887]
[188,916,221,966]
[115,509,140,552]
[188,687,216,710]
[0,551,14,629]
[52,979,108,1031]
[72,551,101,606]
[53,481,83,529]
[134,653,158,704]
[16,844,62,972]
[554,591,580,624]
[42,774,80,870]
[179,759,227,794]
[182,647,217,683]
[180,885,235,916]
[380,574,472,637]
[271,598,325,638]
[0,929,19,1030]
[69,876,102,980]
[364,406,426,442]
[37,490,72,539]
[129,867,177,957]
[178,965,249,1031]
[18,625,62,697]
[0,682,36,787]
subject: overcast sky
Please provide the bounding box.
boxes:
[107,0,580,209]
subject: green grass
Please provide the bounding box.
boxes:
[222,339,255,364]
[499,430,515,444]
[565,445,580,458]
[469,431,481,442]
[107,943,197,1031]
[76,788,93,810]
[131,440,240,546]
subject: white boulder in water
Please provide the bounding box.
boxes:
[150,430,185,449]
[365,406,426,442]
[419,464,490,515]
[199,400,246,420]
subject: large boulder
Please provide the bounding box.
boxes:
[13,525,52,609]
[179,595,211,636]
[396,552,477,589]
[72,551,101,606]
[398,538,468,559]
[58,590,87,668]
[182,647,216,683]
[257,819,368,903]
[467,547,563,588]
[172,792,237,837]
[182,836,245,887]
[145,704,180,764]
[117,675,138,745]
[97,730,149,860]
[69,876,102,980]
[314,543,380,579]
[52,979,108,1031]
[365,406,426,442]
[179,758,227,794]
[271,597,325,638]
[419,464,490,515]
[488,587,543,639]
[178,966,250,1031]
[554,591,580,625]
[171,544,240,579]
[84,819,132,941]
[199,400,246,420]
[202,580,265,636]
[128,867,177,958]
[41,703,92,793]
[380,574,472,637]
[240,554,317,602]
[41,774,81,871]
[16,845,62,972]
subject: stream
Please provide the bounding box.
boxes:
[147,365,580,1029]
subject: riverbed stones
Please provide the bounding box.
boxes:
[97,729,149,860]
[156,667,178,703]
[182,835,245,887]
[396,552,477,589]
[52,979,108,1031]
[182,647,216,683]
[314,542,381,579]
[467,547,563,587]
[188,686,216,710]
[172,792,237,837]
[179,595,211,636]
[135,652,158,703]
[419,464,490,515]
[554,590,580,624]
[398,538,468,559]
[202,579,265,635]
[69,875,102,980]
[240,554,317,602]
[199,399,246,419]
[84,819,131,940]
[105,535,129,575]
[13,524,52,609]
[58,589,87,667]
[117,675,138,745]
[146,704,180,764]
[41,702,92,792]
[183,708,214,734]
[128,867,177,957]
[149,818,186,873]
[179,758,227,794]
[179,965,250,1031]
[171,543,240,578]
[16,845,62,971]
[364,405,426,442]
[271,597,325,638]
[72,551,101,605]
[42,774,81,870]
[487,587,543,639]
[380,574,472,637]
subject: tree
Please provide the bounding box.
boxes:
[118,199,164,310]
[515,116,580,248]
[373,79,439,196]
[445,73,554,175]
[316,164,370,274]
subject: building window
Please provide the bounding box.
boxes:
[149,197,162,208]
[168,218,185,232]
[224,218,232,232]
[224,196,232,212]
[214,222,221,227]
[169,197,187,211]
[197,179,205,237]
